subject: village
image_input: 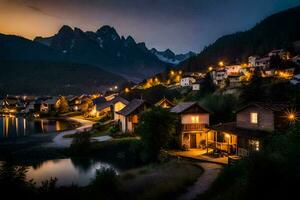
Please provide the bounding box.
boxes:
[1,48,299,166]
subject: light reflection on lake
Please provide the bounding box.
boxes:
[0,116,74,138]
[26,158,118,186]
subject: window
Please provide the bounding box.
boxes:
[250,112,258,124]
[191,116,199,123]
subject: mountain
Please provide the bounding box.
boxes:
[0,60,125,95]
[0,33,126,95]
[179,5,300,72]
[0,33,64,62]
[150,48,195,65]
[34,25,168,80]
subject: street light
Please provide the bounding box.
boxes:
[219,61,224,67]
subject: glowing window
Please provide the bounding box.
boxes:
[191,116,199,123]
[250,112,258,124]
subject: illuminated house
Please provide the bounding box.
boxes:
[172,101,295,157]
[94,96,129,120]
[170,102,210,149]
[40,98,58,113]
[117,99,150,133]
[210,102,294,156]
[155,97,175,109]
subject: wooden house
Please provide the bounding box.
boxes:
[170,102,210,149]
[210,102,294,156]
[117,99,150,133]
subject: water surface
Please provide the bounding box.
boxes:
[0,116,75,138]
[26,158,119,186]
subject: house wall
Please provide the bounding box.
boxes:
[237,106,274,131]
[114,102,127,121]
[181,113,209,125]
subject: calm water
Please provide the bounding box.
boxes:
[0,116,75,138]
[25,158,118,186]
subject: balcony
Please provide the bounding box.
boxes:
[182,123,207,132]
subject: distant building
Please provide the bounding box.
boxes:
[155,97,175,109]
[255,57,270,69]
[225,65,242,75]
[248,56,258,67]
[211,69,227,88]
[180,76,196,87]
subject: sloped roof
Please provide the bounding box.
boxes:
[43,98,57,105]
[155,97,175,107]
[211,122,270,138]
[236,102,292,113]
[170,102,210,114]
[96,96,129,111]
[117,99,146,116]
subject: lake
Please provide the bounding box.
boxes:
[0,116,76,138]
[0,158,119,187]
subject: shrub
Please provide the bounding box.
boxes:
[69,132,91,155]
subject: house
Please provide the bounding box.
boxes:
[210,102,294,157]
[170,102,210,149]
[94,96,129,120]
[155,97,175,109]
[255,57,270,69]
[227,74,242,88]
[180,76,196,87]
[40,98,58,113]
[268,49,290,60]
[211,69,227,88]
[192,79,205,91]
[117,99,150,133]
[248,56,258,67]
[225,65,242,75]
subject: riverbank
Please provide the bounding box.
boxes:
[0,116,95,163]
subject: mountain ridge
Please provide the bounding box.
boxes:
[179,5,300,72]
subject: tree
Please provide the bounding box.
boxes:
[55,96,69,113]
[135,107,178,162]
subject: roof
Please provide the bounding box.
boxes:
[43,98,57,105]
[96,96,129,111]
[211,122,270,139]
[155,97,175,107]
[236,102,292,113]
[170,102,210,114]
[117,99,146,116]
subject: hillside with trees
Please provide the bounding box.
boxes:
[180,6,300,71]
[0,61,125,95]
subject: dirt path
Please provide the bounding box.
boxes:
[178,163,222,200]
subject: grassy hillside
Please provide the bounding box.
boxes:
[180,6,300,71]
[0,60,125,95]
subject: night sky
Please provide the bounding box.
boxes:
[1,0,300,53]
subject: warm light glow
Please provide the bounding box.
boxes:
[170,70,175,76]
[250,112,258,124]
[208,66,213,71]
[225,134,230,138]
[125,88,130,93]
[218,61,224,67]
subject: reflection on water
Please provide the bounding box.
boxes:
[26,158,118,186]
[0,116,74,138]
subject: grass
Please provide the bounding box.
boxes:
[120,159,203,200]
